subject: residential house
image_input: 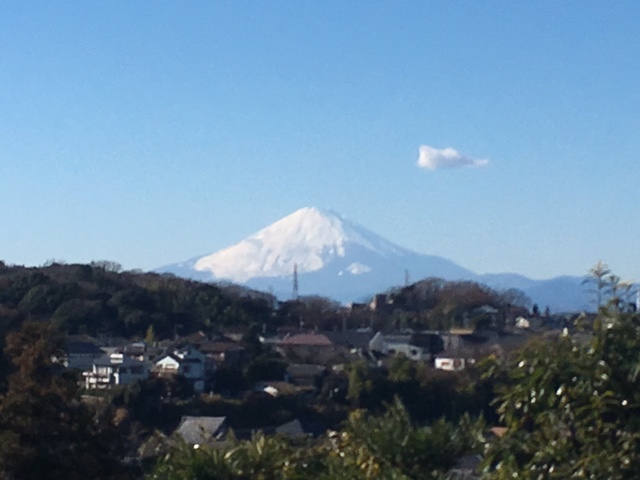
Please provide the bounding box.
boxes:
[277,333,336,363]
[324,330,375,355]
[153,345,207,392]
[369,332,434,361]
[253,381,298,397]
[286,363,327,388]
[83,353,149,389]
[441,329,488,351]
[434,350,473,371]
[174,416,227,446]
[447,454,482,479]
[122,341,148,361]
[435,331,504,370]
[278,330,376,364]
[369,294,392,311]
[199,340,246,368]
[275,418,306,439]
[178,331,209,347]
[64,337,104,371]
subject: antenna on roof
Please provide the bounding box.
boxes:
[292,263,299,300]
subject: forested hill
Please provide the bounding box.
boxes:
[0,260,534,342]
[0,261,275,340]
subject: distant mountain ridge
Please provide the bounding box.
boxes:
[156,207,591,312]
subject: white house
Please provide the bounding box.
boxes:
[369,332,431,361]
[434,351,476,372]
[83,353,149,389]
[515,316,531,329]
[434,355,467,372]
[154,345,206,392]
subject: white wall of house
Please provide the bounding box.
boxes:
[154,347,207,392]
[435,357,466,371]
[369,333,430,361]
[83,353,149,389]
[384,342,428,361]
[155,355,181,373]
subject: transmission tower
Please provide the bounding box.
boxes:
[292,263,299,300]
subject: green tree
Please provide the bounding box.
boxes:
[346,360,373,408]
[148,441,234,480]
[145,324,156,344]
[321,398,483,479]
[387,354,415,383]
[0,321,128,480]
[244,354,287,384]
[149,400,483,480]
[483,305,640,479]
[583,260,612,308]
[149,432,315,480]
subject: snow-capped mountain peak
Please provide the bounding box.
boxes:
[192,207,410,282]
[156,207,592,310]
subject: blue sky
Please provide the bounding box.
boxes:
[2,2,640,281]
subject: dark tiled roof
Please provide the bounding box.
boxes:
[275,419,305,438]
[93,355,145,367]
[66,341,103,355]
[324,331,374,349]
[199,341,245,353]
[175,416,226,445]
[281,333,333,346]
[384,334,412,344]
[286,364,326,378]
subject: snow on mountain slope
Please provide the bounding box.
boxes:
[158,207,472,286]
[156,206,591,310]
[191,207,416,281]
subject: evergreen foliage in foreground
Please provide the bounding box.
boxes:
[149,302,640,479]
[482,306,640,479]
[148,399,484,480]
[0,321,131,479]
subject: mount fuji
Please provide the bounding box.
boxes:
[156,207,590,311]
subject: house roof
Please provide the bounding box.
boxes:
[452,454,483,474]
[490,426,508,438]
[435,348,478,359]
[275,419,305,439]
[383,334,413,345]
[175,416,227,445]
[155,353,181,365]
[254,381,298,396]
[66,341,103,355]
[178,331,209,345]
[281,333,333,346]
[180,357,203,364]
[93,355,145,367]
[199,341,245,354]
[123,342,146,355]
[449,328,475,335]
[324,331,373,349]
[286,363,326,378]
[67,334,99,343]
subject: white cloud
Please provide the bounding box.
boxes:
[417,145,489,171]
